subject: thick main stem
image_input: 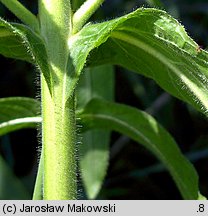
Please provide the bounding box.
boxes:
[39,0,76,199]
[41,75,76,199]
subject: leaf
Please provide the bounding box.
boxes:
[0,18,51,92]
[0,0,39,31]
[0,19,32,62]
[77,65,114,108]
[79,99,199,199]
[79,129,110,199]
[0,97,40,136]
[0,155,30,199]
[77,65,114,199]
[198,193,207,200]
[68,8,208,117]
[145,0,164,8]
[72,0,85,11]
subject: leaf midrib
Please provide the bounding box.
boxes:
[81,111,193,199]
[111,31,208,114]
[0,116,41,128]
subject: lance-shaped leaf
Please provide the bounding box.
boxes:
[78,99,199,200]
[0,20,31,62]
[68,8,208,116]
[77,65,114,199]
[0,97,40,136]
[0,19,51,91]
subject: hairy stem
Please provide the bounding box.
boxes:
[0,0,39,31]
[39,0,76,199]
[73,0,105,34]
[41,76,77,199]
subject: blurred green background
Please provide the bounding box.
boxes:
[0,0,208,199]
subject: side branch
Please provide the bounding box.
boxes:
[73,0,105,34]
[0,0,39,31]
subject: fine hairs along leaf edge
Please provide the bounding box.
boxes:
[0,2,207,200]
[0,97,206,200]
[1,8,208,118]
[77,65,115,199]
[78,99,202,200]
[69,8,208,118]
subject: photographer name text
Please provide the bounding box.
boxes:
[3,203,116,214]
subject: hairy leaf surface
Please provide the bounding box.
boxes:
[69,8,208,116]
[0,20,31,62]
[0,19,51,91]
[79,99,199,199]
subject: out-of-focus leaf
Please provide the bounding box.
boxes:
[79,99,199,199]
[145,0,164,8]
[68,8,208,117]
[77,65,114,108]
[72,0,85,11]
[0,155,30,199]
[77,65,114,199]
[79,129,110,199]
[0,97,40,136]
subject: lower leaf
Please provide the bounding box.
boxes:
[77,65,114,199]
[79,99,200,199]
[0,97,40,136]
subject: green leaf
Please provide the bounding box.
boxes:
[0,96,41,199]
[79,99,199,200]
[77,65,114,108]
[0,19,32,62]
[77,65,114,199]
[72,0,85,11]
[0,18,51,92]
[198,193,207,200]
[68,8,208,117]
[145,0,164,8]
[79,129,110,199]
[0,0,39,31]
[0,155,30,199]
[0,97,40,136]
[33,151,43,200]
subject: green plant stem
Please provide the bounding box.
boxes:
[32,150,43,200]
[39,0,76,200]
[0,0,39,31]
[73,0,105,34]
[41,77,77,199]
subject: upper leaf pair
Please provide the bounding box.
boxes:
[0,4,208,200]
[69,8,208,117]
[1,8,208,117]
